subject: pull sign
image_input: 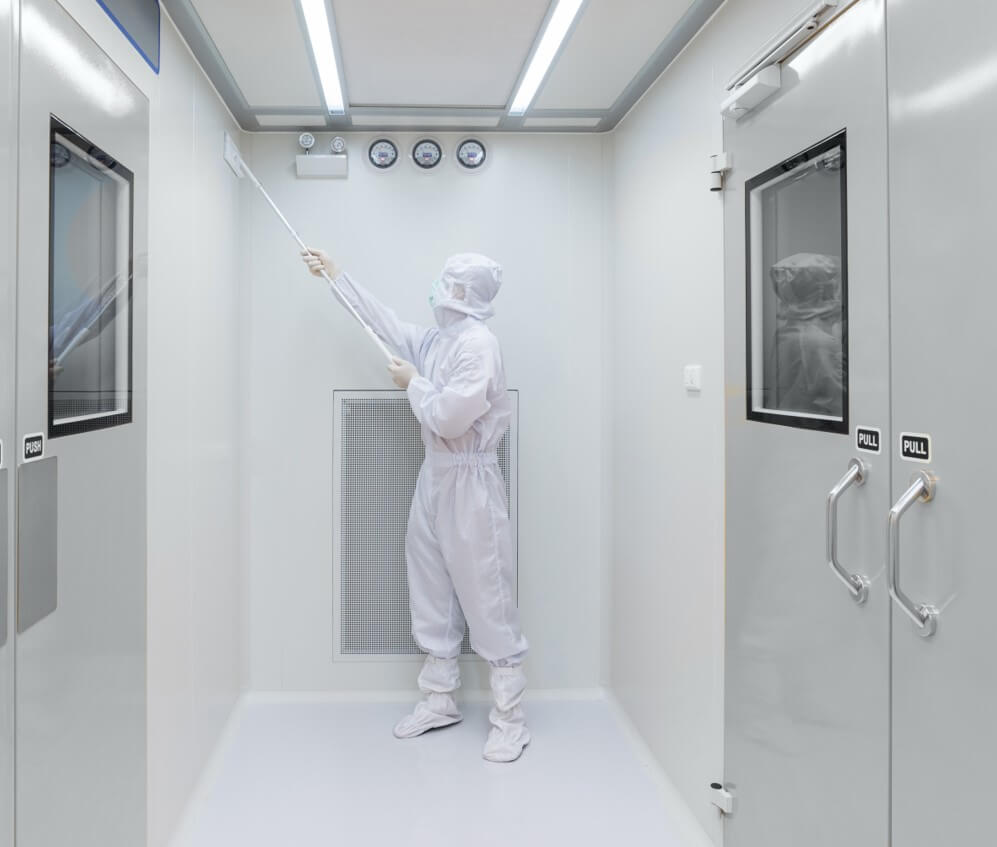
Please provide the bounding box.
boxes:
[856,426,881,454]
[900,432,931,463]
[22,433,44,463]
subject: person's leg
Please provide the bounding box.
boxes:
[407,464,467,660]
[437,462,530,761]
[393,655,463,739]
[394,463,467,739]
[484,664,530,763]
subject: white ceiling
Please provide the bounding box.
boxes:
[333,0,549,108]
[167,0,718,132]
[536,0,694,110]
[190,0,322,108]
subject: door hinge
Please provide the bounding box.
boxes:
[710,782,735,815]
[709,153,731,192]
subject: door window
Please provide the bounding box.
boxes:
[48,116,133,437]
[746,131,848,433]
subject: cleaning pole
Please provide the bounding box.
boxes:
[223,132,394,363]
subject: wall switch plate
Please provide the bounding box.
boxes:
[684,365,703,392]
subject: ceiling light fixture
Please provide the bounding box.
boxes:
[299,0,346,114]
[508,0,585,116]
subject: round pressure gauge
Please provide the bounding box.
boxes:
[412,138,443,170]
[331,136,347,154]
[456,138,487,170]
[368,138,398,169]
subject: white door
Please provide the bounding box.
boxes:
[15,0,149,843]
[723,3,891,844]
[886,1,997,843]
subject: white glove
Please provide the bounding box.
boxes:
[300,247,339,279]
[388,357,418,390]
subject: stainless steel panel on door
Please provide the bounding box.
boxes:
[0,0,15,843]
[16,457,57,633]
[887,2,996,843]
[723,2,890,844]
[0,473,8,648]
[16,0,148,843]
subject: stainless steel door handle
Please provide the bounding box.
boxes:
[826,458,871,604]
[888,471,938,637]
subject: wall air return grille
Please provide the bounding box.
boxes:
[333,390,518,659]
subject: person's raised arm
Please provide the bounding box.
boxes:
[301,248,429,364]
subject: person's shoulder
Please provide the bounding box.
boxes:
[458,322,500,351]
[453,325,501,370]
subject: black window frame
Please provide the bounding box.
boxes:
[48,115,135,439]
[744,129,849,435]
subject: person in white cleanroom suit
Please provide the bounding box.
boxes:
[302,248,530,764]
[768,252,844,418]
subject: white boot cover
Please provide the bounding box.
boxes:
[393,656,462,739]
[483,665,530,763]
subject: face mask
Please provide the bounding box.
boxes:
[429,277,448,308]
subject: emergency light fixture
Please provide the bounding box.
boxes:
[300,0,346,114]
[509,0,585,116]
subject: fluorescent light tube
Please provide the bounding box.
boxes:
[509,0,584,116]
[300,0,346,114]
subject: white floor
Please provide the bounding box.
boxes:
[171,693,714,847]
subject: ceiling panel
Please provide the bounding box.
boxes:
[536,0,694,110]
[256,114,328,127]
[332,0,549,107]
[350,115,501,127]
[190,0,322,108]
[522,117,603,127]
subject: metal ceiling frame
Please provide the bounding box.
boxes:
[161,0,725,134]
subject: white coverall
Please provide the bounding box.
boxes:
[769,252,845,418]
[334,253,530,762]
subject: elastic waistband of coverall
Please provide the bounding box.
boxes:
[428,451,499,467]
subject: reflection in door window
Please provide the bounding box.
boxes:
[49,117,133,437]
[746,131,848,433]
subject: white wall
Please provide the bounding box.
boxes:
[244,132,609,693]
[608,0,820,840]
[47,4,248,846]
[145,19,246,847]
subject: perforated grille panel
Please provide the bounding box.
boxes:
[334,391,517,658]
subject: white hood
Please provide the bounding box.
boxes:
[433,253,503,327]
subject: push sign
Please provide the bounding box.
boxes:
[856,426,881,454]
[900,432,931,463]
[22,433,44,463]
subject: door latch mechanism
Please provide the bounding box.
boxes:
[710,153,731,191]
[710,782,735,814]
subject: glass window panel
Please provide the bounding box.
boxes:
[48,117,133,437]
[746,131,848,433]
